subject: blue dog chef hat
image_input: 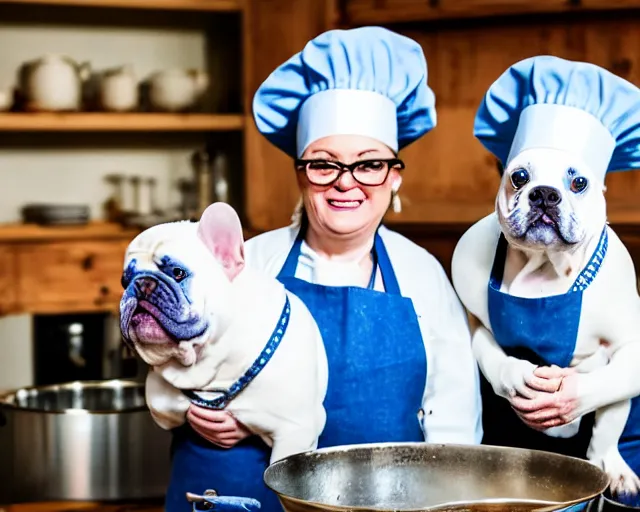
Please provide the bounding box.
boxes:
[252,26,436,158]
[474,55,640,183]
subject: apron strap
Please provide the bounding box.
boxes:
[489,233,508,289]
[373,231,401,295]
[569,226,608,293]
[276,233,303,280]
[277,225,402,295]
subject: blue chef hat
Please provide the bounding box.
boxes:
[252,26,436,158]
[474,55,640,183]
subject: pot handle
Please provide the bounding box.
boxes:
[186,489,261,512]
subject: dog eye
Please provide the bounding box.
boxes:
[172,267,187,282]
[571,176,588,193]
[510,168,530,189]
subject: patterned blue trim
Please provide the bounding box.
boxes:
[182,296,291,410]
[571,227,608,293]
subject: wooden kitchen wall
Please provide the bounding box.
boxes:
[244,0,340,232]
[244,1,640,233]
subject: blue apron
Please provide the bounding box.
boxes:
[484,227,640,509]
[164,226,427,512]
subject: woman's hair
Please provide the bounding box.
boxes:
[291,197,306,227]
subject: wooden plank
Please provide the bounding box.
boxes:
[0,0,241,12]
[243,0,336,232]
[0,113,244,132]
[344,0,640,25]
[15,239,129,314]
[0,222,139,243]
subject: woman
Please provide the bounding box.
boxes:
[165,26,483,512]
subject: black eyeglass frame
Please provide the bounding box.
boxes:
[294,158,405,187]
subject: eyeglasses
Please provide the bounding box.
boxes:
[294,158,405,187]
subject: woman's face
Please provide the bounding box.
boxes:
[297,135,402,240]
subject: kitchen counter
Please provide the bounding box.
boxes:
[0,501,164,512]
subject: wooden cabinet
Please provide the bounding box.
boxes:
[14,240,129,314]
[0,224,137,315]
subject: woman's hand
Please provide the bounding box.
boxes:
[510,366,580,430]
[187,405,252,448]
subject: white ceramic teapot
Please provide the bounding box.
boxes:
[99,64,138,112]
[20,54,91,112]
[147,69,209,112]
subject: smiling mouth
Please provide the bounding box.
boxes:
[327,199,363,210]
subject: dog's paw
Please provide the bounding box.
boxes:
[601,448,640,498]
[498,357,537,399]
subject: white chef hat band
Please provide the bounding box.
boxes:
[296,89,398,158]
[507,104,615,183]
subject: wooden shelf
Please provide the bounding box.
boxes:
[0,0,242,12]
[0,112,244,132]
[345,0,640,25]
[0,222,139,243]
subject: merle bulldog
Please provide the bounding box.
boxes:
[452,149,640,502]
[119,202,328,464]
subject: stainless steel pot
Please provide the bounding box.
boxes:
[0,379,172,503]
[258,442,610,512]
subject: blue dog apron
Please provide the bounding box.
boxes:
[483,227,640,509]
[164,226,427,512]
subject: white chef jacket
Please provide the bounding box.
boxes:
[244,223,483,445]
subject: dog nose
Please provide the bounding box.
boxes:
[135,277,157,297]
[529,186,562,208]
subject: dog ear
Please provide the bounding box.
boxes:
[197,202,245,281]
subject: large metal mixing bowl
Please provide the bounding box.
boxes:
[263,442,610,512]
[0,379,171,503]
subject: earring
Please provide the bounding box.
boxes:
[392,190,402,213]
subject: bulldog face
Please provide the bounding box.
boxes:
[496,148,607,252]
[119,203,245,368]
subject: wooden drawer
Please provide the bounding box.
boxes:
[14,240,129,314]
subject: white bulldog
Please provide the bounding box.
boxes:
[452,148,640,497]
[119,202,328,464]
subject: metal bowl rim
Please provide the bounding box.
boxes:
[263,441,610,512]
[0,379,149,415]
